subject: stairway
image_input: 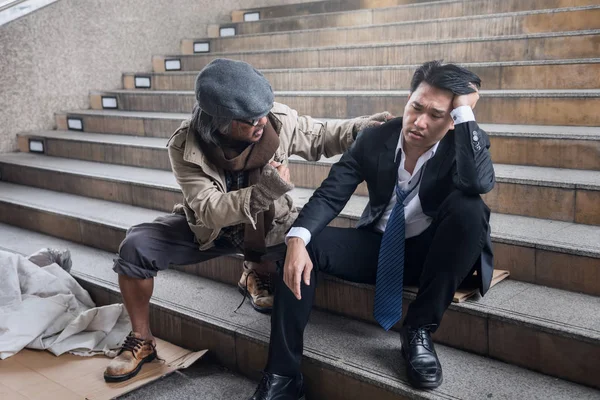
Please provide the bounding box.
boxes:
[2,0,600,398]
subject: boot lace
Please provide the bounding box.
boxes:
[235,268,273,312]
[119,335,145,358]
[118,334,161,361]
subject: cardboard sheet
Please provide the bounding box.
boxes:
[405,269,510,303]
[0,338,207,400]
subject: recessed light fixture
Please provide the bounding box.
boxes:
[220,27,236,37]
[134,76,151,89]
[101,96,118,109]
[244,12,260,22]
[165,59,182,71]
[193,42,210,53]
[29,139,45,153]
[67,117,83,131]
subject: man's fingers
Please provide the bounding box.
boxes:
[302,260,312,286]
[270,161,282,168]
[293,266,303,300]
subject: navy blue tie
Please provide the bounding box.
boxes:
[374,184,411,331]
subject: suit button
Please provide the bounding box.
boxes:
[473,135,479,142]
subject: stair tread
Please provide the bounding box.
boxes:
[0,222,598,400]
[0,177,598,256]
[59,109,188,119]
[189,5,600,39]
[51,114,600,140]
[5,152,600,190]
[125,57,600,75]
[0,152,178,187]
[117,361,255,400]
[25,130,169,146]
[95,88,600,97]
[158,29,600,55]
[288,155,600,189]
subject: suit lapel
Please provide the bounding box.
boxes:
[377,127,402,202]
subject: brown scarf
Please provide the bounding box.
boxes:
[199,120,280,262]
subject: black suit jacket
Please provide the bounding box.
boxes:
[294,117,496,295]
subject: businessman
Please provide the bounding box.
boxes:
[249,61,495,399]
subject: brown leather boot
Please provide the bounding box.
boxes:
[238,262,274,314]
[104,332,157,382]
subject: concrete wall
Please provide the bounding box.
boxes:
[0,0,315,153]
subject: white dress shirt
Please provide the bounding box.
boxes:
[288,106,476,245]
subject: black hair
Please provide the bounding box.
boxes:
[410,60,481,95]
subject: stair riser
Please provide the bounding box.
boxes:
[225,0,598,34]
[51,116,600,171]
[490,137,600,171]
[18,136,171,170]
[153,34,599,71]
[0,164,181,213]
[230,0,438,22]
[55,113,181,138]
[0,203,123,253]
[288,162,600,225]
[90,92,600,127]
[189,9,600,53]
[14,138,600,225]
[125,63,600,91]
[82,280,408,400]
[174,257,600,389]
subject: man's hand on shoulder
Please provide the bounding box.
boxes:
[283,237,313,300]
[353,111,394,137]
[453,83,480,110]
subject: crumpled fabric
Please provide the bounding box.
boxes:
[0,250,130,360]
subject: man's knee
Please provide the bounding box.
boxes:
[113,229,158,279]
[118,229,146,263]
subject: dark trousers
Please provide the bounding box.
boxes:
[113,213,285,279]
[266,190,489,377]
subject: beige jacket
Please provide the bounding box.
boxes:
[167,102,361,250]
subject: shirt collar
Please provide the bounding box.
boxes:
[395,130,440,163]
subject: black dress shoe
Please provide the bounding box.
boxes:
[400,325,443,389]
[249,372,305,400]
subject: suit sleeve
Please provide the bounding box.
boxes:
[292,131,367,237]
[452,120,495,195]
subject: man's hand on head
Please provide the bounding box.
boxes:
[283,237,313,300]
[453,83,480,110]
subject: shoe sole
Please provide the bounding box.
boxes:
[103,352,157,383]
[237,284,273,314]
[401,345,443,389]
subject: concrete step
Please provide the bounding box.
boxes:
[0,152,181,213]
[124,59,600,91]
[3,151,600,226]
[185,7,600,53]
[1,168,599,296]
[229,0,444,22]
[152,30,600,72]
[218,0,599,35]
[18,130,172,169]
[117,360,256,400]
[32,120,600,171]
[1,223,600,393]
[55,109,187,138]
[89,89,600,127]
[287,155,600,225]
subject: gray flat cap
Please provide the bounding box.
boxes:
[195,58,274,120]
